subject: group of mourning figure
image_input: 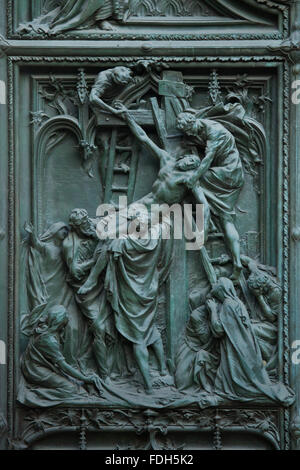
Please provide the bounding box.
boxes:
[19,212,294,407]
[20,208,173,405]
[18,66,295,408]
[176,267,292,406]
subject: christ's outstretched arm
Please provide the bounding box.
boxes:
[116,104,169,163]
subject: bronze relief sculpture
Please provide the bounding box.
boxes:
[1,0,300,452]
[17,65,294,410]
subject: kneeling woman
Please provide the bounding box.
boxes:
[206,278,294,406]
[18,305,102,407]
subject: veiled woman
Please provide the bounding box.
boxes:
[175,305,219,393]
[18,305,102,407]
[242,256,281,376]
[207,277,294,406]
[24,222,91,368]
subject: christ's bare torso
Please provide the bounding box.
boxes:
[151,162,188,205]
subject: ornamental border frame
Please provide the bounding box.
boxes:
[6,54,291,450]
[12,407,282,450]
[5,0,290,41]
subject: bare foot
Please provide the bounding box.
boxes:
[103,376,111,385]
[49,26,65,35]
[100,21,116,31]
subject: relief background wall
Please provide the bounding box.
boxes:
[1,0,300,451]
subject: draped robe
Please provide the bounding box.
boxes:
[19,0,118,33]
[211,279,294,406]
[105,223,173,346]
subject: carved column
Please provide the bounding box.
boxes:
[285,0,300,450]
[290,59,300,449]
[0,7,8,452]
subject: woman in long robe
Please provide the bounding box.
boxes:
[242,256,280,376]
[24,222,91,368]
[175,305,219,393]
[18,305,102,407]
[207,277,294,406]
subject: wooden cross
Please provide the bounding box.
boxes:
[94,70,217,371]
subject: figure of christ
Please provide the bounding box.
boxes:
[176,112,245,280]
[78,104,209,295]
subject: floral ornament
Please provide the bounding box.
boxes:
[24,410,57,433]
[39,75,76,115]
[30,111,49,127]
[58,409,81,427]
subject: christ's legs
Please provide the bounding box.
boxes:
[132,343,152,393]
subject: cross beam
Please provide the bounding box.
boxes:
[93,109,159,127]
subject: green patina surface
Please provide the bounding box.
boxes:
[0,0,300,451]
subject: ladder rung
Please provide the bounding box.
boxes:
[112,186,128,192]
[113,167,130,174]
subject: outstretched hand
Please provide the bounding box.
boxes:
[113,101,129,118]
[86,374,103,394]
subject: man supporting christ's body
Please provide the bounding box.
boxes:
[79,101,244,295]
